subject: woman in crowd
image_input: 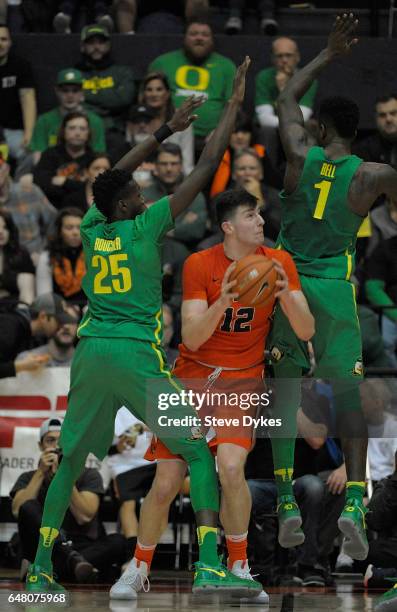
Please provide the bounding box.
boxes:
[36,207,85,308]
[62,153,111,210]
[210,110,283,198]
[140,72,194,175]
[0,211,35,307]
[33,112,95,209]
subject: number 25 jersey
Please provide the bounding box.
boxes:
[77,197,173,342]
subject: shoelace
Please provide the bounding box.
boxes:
[119,569,150,593]
[233,564,259,581]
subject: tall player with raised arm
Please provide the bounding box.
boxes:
[267,15,397,604]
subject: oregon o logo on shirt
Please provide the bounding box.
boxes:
[175,65,210,91]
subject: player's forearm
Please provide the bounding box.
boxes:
[114,134,161,173]
[12,470,44,518]
[170,99,240,218]
[182,300,228,352]
[279,290,315,341]
[199,98,240,168]
[279,49,330,104]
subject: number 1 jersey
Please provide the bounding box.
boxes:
[277,146,364,280]
[77,197,173,342]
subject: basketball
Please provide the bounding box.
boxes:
[230,255,278,308]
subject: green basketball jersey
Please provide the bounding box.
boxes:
[77,196,173,342]
[277,146,364,279]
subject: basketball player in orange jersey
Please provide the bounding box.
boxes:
[110,187,315,603]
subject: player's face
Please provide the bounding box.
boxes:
[122,183,147,219]
[184,23,213,61]
[155,152,182,185]
[376,99,397,139]
[56,85,84,111]
[64,117,90,147]
[233,154,263,184]
[272,38,299,72]
[0,27,11,59]
[229,204,265,246]
[61,215,82,248]
[144,78,170,109]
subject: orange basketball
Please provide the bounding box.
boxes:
[230,254,278,308]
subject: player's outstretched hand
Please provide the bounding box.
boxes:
[327,12,359,59]
[231,56,251,105]
[168,95,206,133]
[220,262,239,307]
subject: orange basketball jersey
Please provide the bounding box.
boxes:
[178,243,301,369]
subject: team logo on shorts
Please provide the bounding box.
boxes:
[187,426,204,441]
[353,359,363,376]
[270,346,283,362]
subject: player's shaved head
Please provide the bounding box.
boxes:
[318,96,360,141]
[93,169,140,220]
[214,188,258,229]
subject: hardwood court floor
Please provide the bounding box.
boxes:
[0,573,385,611]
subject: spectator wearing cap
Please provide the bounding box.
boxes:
[0,292,75,379]
[16,307,78,367]
[30,68,106,165]
[10,417,126,583]
[139,71,194,175]
[33,111,95,209]
[36,208,86,308]
[0,162,56,265]
[76,24,135,133]
[106,103,155,164]
[0,24,36,169]
[149,17,235,152]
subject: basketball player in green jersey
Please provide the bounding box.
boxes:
[26,57,262,599]
[266,12,397,584]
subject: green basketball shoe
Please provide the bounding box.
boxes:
[338,498,369,560]
[26,564,66,592]
[277,494,305,548]
[192,561,262,597]
[374,583,397,611]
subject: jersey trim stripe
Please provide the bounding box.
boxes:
[153,309,162,345]
[150,342,181,393]
[77,316,92,337]
[345,249,353,280]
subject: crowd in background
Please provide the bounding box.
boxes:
[0,2,397,591]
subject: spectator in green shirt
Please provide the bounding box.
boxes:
[149,18,236,150]
[30,68,106,165]
[255,36,318,129]
[76,24,136,133]
[255,36,317,167]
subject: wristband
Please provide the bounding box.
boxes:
[154,124,173,143]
